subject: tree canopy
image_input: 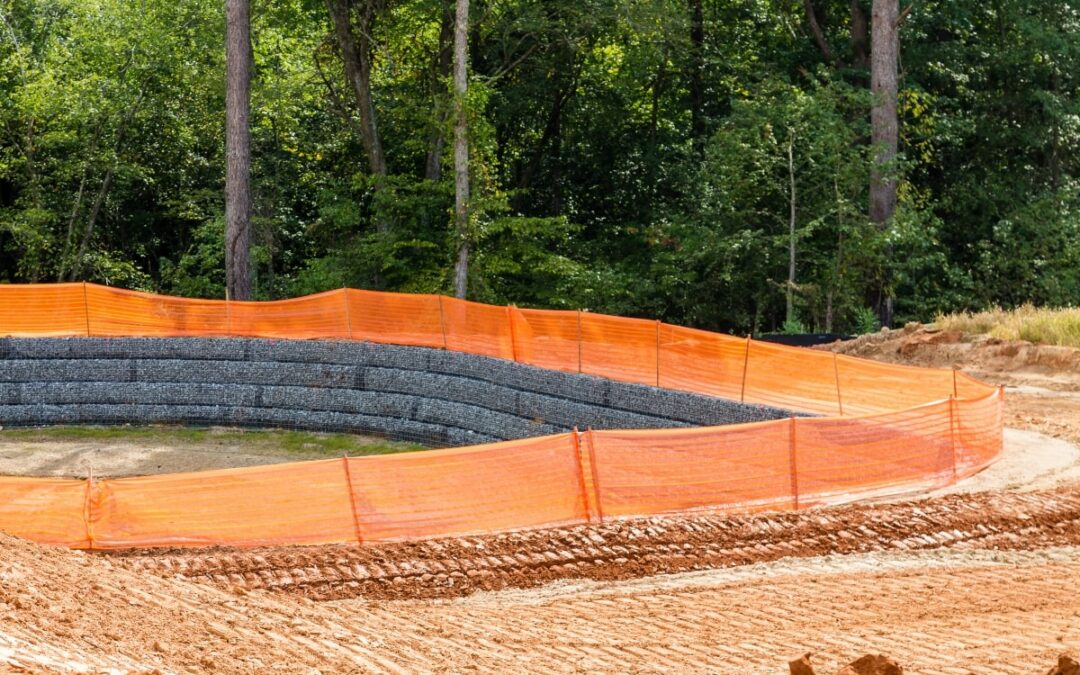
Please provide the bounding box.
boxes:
[1,0,1077,335]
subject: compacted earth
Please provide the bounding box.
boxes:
[2,328,1080,673]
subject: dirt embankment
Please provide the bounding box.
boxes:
[818,322,1080,391]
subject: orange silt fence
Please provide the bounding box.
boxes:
[509,307,582,373]
[588,421,797,517]
[0,477,89,548]
[90,459,358,549]
[346,434,587,542]
[226,290,351,340]
[85,284,229,337]
[0,283,1005,550]
[0,283,87,336]
[345,288,445,348]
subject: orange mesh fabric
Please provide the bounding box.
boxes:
[346,289,444,348]
[439,297,514,360]
[657,325,747,401]
[580,313,658,386]
[834,354,957,415]
[0,283,87,336]
[347,435,587,541]
[954,388,1005,476]
[510,308,581,373]
[91,459,357,549]
[85,284,228,337]
[590,422,796,517]
[0,477,89,547]
[793,401,957,504]
[742,340,843,415]
[227,290,350,340]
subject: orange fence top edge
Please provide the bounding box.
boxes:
[0,282,999,408]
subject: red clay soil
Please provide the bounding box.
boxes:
[4,525,1080,673]
[110,486,1080,601]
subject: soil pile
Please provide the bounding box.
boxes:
[818,323,1080,389]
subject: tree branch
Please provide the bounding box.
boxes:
[803,0,837,65]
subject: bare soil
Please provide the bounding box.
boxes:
[0,425,419,478]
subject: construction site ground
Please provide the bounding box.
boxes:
[3,326,1080,673]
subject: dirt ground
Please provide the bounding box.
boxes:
[4,330,1080,673]
[0,426,419,477]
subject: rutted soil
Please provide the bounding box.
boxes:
[4,526,1080,674]
[111,486,1080,601]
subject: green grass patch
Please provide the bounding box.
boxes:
[0,425,426,457]
[937,304,1080,348]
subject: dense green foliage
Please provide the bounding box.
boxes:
[1,0,1077,334]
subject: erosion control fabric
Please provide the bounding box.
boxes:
[0,283,1002,549]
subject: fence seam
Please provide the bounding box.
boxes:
[437,295,449,350]
[341,455,364,544]
[833,352,844,416]
[507,306,519,362]
[83,466,95,550]
[952,368,958,398]
[948,396,959,483]
[570,428,592,523]
[585,428,604,523]
[789,417,799,511]
[342,288,354,339]
[655,320,661,387]
[740,336,751,403]
[82,282,91,337]
[576,310,583,373]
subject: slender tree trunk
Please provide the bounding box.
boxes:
[452,0,469,299]
[425,1,454,182]
[787,132,797,324]
[225,0,252,300]
[326,0,389,229]
[870,0,898,326]
[688,0,705,154]
[69,166,115,281]
[851,0,869,68]
[803,0,836,65]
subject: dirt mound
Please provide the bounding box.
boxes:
[819,323,1080,389]
[791,653,902,675]
[111,485,1080,601]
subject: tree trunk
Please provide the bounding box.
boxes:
[870,0,898,326]
[425,1,454,182]
[803,0,836,65]
[688,0,705,154]
[851,0,869,68]
[452,0,469,299]
[327,0,389,226]
[225,0,252,300]
[787,132,797,324]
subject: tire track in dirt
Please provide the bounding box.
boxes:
[111,487,1080,601]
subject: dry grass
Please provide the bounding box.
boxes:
[937,304,1080,347]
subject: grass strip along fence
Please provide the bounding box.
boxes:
[0,283,1002,549]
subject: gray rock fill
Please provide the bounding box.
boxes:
[0,337,802,446]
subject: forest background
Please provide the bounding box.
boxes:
[1,0,1077,335]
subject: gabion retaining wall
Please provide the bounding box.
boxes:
[0,338,799,446]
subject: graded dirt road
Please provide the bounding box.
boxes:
[3,529,1079,674]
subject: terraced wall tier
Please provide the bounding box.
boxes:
[0,337,795,446]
